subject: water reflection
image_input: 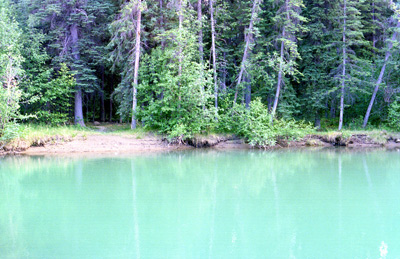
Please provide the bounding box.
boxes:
[131,161,140,259]
[208,168,217,259]
[0,149,400,258]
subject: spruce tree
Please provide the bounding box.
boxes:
[271,0,307,120]
[27,0,116,126]
[332,0,366,130]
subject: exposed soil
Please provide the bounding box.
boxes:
[20,134,190,155]
[213,138,252,149]
[185,135,236,148]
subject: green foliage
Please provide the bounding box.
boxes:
[221,98,314,148]
[135,45,214,136]
[113,2,217,137]
[0,86,23,142]
[23,64,75,125]
[0,0,24,142]
[388,98,400,130]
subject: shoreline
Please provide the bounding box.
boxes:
[1,131,400,156]
[18,135,191,156]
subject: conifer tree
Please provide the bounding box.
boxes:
[28,0,115,126]
[300,0,337,124]
[234,0,261,105]
[333,0,366,130]
[271,0,307,120]
[363,3,400,127]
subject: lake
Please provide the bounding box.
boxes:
[1,149,400,258]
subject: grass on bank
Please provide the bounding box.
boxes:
[21,123,151,138]
[317,128,399,144]
[0,123,152,150]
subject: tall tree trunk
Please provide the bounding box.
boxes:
[92,93,96,122]
[315,114,321,129]
[210,0,218,110]
[221,51,227,92]
[272,0,290,120]
[198,0,205,109]
[244,73,251,108]
[271,27,285,119]
[363,20,400,128]
[233,0,260,104]
[100,65,105,122]
[178,0,183,111]
[70,23,85,127]
[85,94,89,121]
[339,0,346,131]
[267,96,273,112]
[160,0,166,48]
[109,76,113,122]
[198,0,203,64]
[330,98,336,118]
[372,1,376,50]
[131,0,142,130]
[110,98,113,122]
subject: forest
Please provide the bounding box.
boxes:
[1,0,400,147]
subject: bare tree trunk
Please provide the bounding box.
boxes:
[178,0,183,111]
[197,0,206,109]
[131,0,142,130]
[85,94,89,121]
[198,0,203,64]
[372,1,376,50]
[267,96,273,112]
[92,93,96,122]
[221,51,227,92]
[244,73,251,108]
[160,0,166,48]
[210,0,218,110]
[315,114,321,129]
[100,65,105,122]
[109,77,113,122]
[363,20,400,128]
[271,29,285,119]
[233,0,260,104]
[271,0,290,120]
[110,98,113,122]
[71,23,85,127]
[338,0,346,131]
[159,0,165,101]
[330,98,336,118]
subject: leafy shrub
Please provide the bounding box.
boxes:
[388,98,400,131]
[133,32,215,137]
[0,0,24,143]
[23,63,75,125]
[220,98,314,148]
[0,121,23,143]
[347,116,365,130]
[0,85,23,143]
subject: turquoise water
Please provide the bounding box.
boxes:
[1,149,400,258]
